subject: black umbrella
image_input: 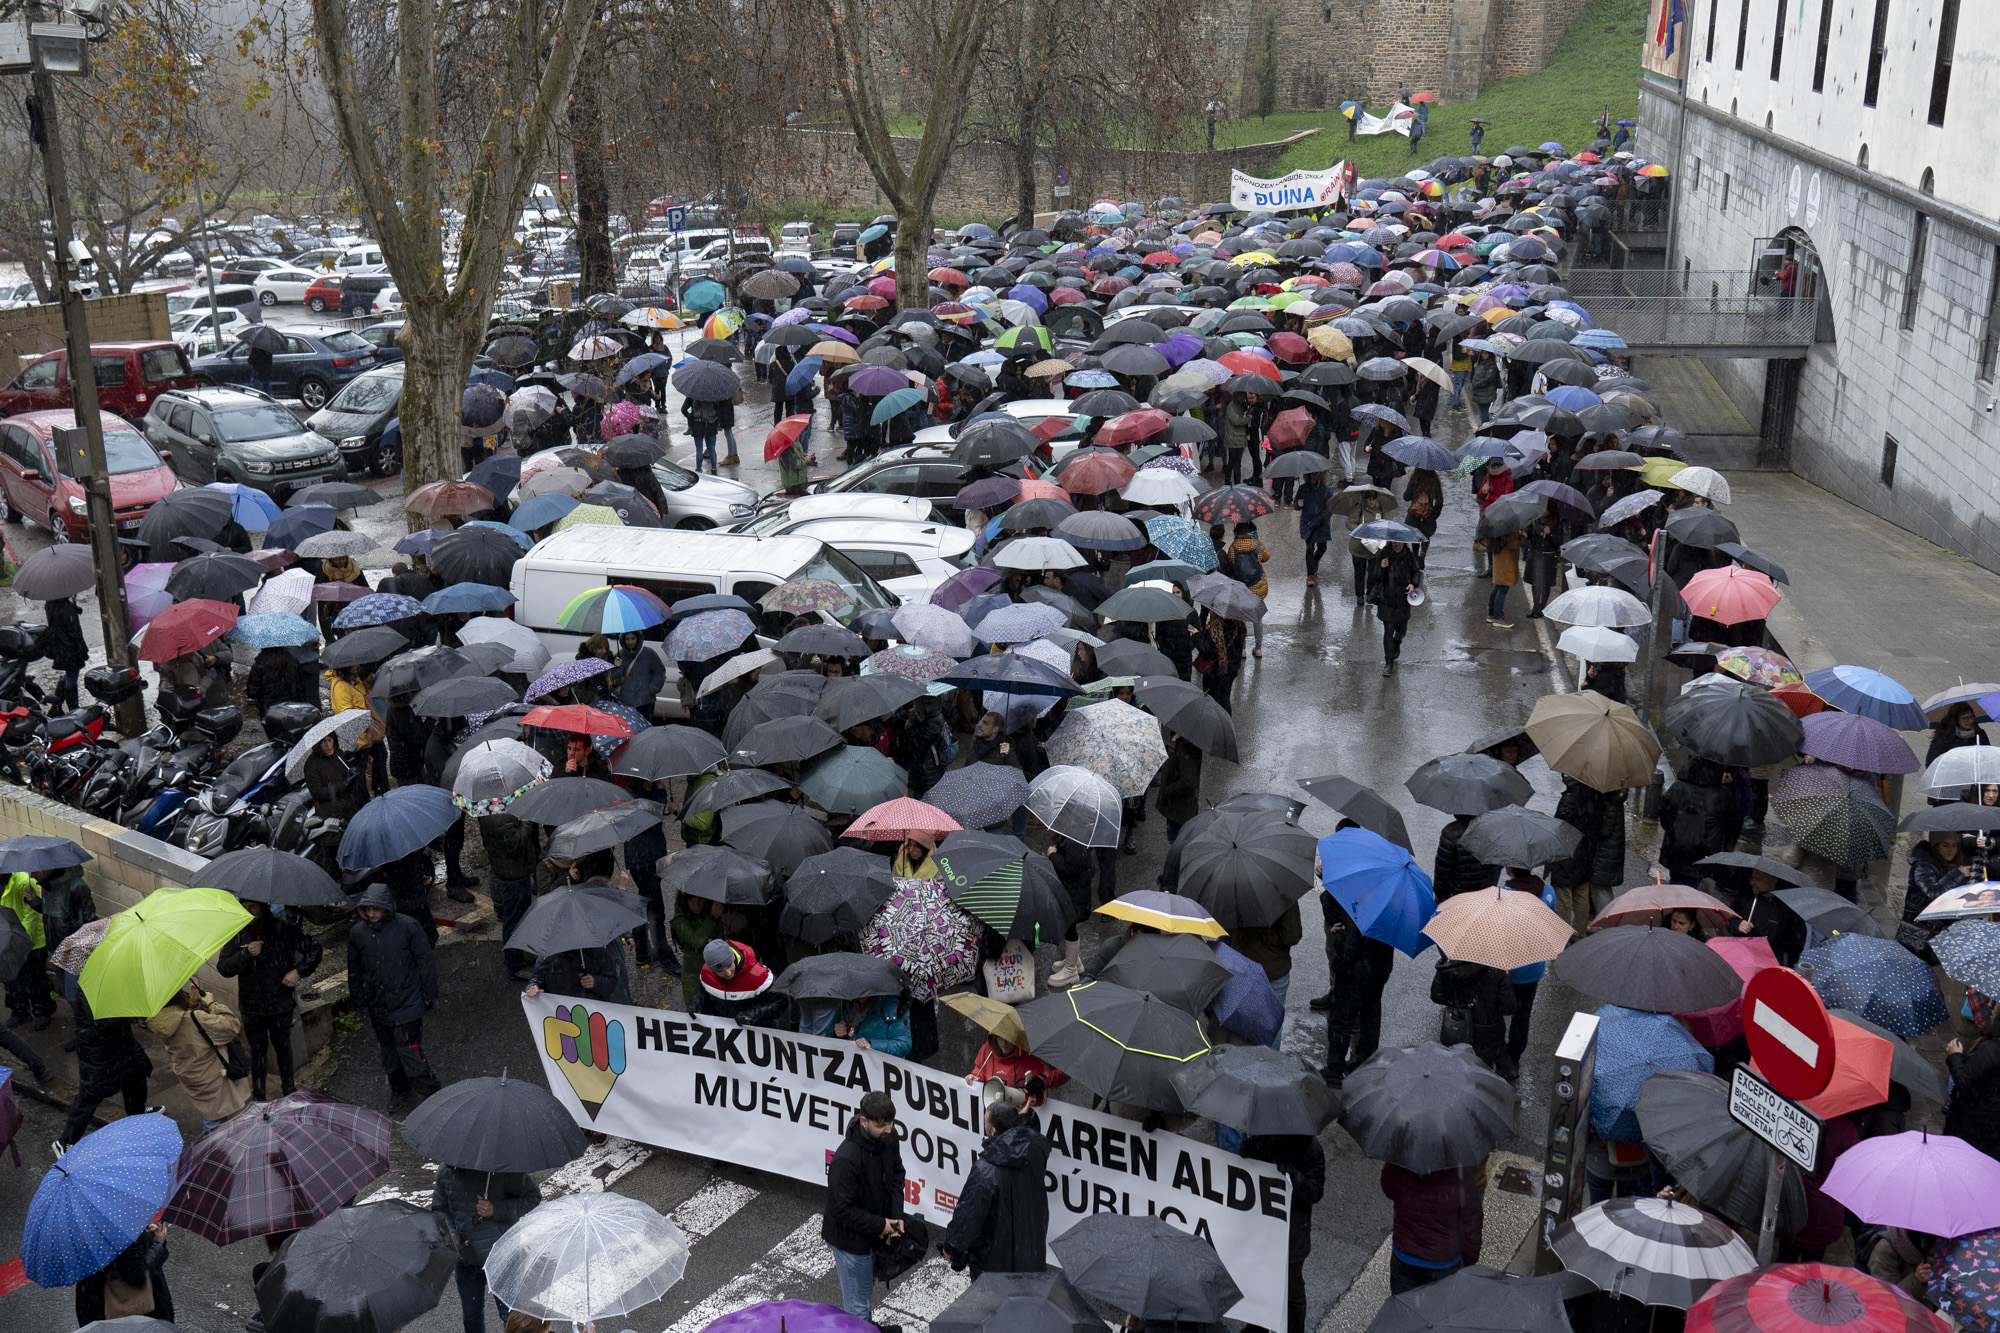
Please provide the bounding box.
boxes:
[1099,343,1171,377]
[684,767,792,817]
[1898,802,2000,834]
[1459,807,1579,870]
[775,623,871,658]
[12,544,96,600]
[1664,681,1803,766]
[1636,1069,1807,1234]
[1663,507,1740,550]
[1464,725,1541,763]
[486,335,538,368]
[581,481,661,527]
[815,675,923,732]
[1553,924,1745,1012]
[1071,389,1143,416]
[954,417,1040,468]
[1693,850,1815,886]
[255,1200,457,1333]
[1717,541,1790,585]
[137,487,235,562]
[1298,774,1413,851]
[1176,811,1316,928]
[0,907,30,984]
[1405,753,1534,815]
[1775,885,1886,938]
[1094,640,1177,678]
[1019,980,1210,1111]
[1000,497,1077,531]
[1169,1045,1337,1136]
[289,481,382,511]
[722,684,823,751]
[430,526,522,588]
[1047,1214,1242,1323]
[238,323,288,353]
[672,358,741,401]
[370,645,484,700]
[1100,934,1232,1015]
[1145,689,1239,761]
[398,1073,588,1174]
[506,776,628,826]
[547,800,663,859]
[411,674,517,719]
[1367,1266,1581,1333]
[721,801,832,877]
[661,844,777,905]
[781,847,896,943]
[683,337,742,364]
[0,833,89,873]
[610,724,725,781]
[931,1271,1104,1333]
[1338,1042,1515,1172]
[505,884,648,956]
[772,952,904,1002]
[321,626,408,670]
[935,831,1071,942]
[201,848,345,909]
[732,714,845,767]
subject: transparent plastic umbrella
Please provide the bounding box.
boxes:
[484,1193,689,1323]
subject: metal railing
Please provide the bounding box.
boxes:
[1561,269,1818,352]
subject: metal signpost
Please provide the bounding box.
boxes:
[666,206,686,303]
[1734,968,1835,1263]
[1053,167,1071,200]
[1729,1065,1823,1263]
[1534,1011,1600,1274]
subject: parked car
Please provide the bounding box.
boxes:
[732,491,951,531]
[143,387,347,496]
[913,398,1085,462]
[251,268,323,306]
[306,363,402,477]
[353,321,405,364]
[0,408,178,541]
[191,327,381,410]
[302,273,394,315]
[170,305,248,354]
[750,516,971,604]
[0,281,38,311]
[216,257,291,286]
[0,341,195,422]
[807,444,976,505]
[639,454,758,529]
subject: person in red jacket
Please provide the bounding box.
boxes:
[964,1033,1068,1107]
[697,939,789,1027]
[1380,1161,1485,1293]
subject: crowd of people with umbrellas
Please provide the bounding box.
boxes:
[9,150,2000,1333]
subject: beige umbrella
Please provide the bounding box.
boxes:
[1524,692,1661,792]
[738,268,800,300]
[1401,356,1454,392]
[1024,359,1072,380]
[696,647,781,699]
[518,467,592,500]
[1307,327,1354,360]
[942,991,1030,1051]
[809,340,860,365]
[1421,884,1576,970]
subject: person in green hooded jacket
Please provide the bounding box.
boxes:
[2,870,55,1029]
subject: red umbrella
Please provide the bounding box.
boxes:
[1685,1262,1948,1333]
[1061,452,1139,496]
[1031,415,1073,443]
[1096,409,1170,448]
[248,549,297,573]
[764,413,814,462]
[1048,287,1089,306]
[1771,682,1830,718]
[1409,90,1437,102]
[1142,251,1179,264]
[1265,407,1314,451]
[1437,233,1475,248]
[521,704,635,737]
[1267,331,1313,364]
[846,293,890,310]
[928,267,968,285]
[1678,935,1780,1047]
[1218,351,1281,380]
[406,480,493,517]
[1090,276,1131,295]
[137,598,238,662]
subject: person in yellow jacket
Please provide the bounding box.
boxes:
[1,869,54,1029]
[147,980,251,1128]
[325,666,386,795]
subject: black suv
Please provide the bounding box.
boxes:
[306,363,403,477]
[142,386,348,497]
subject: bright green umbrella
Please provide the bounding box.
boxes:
[79,887,251,1017]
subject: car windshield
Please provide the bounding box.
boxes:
[652,457,696,493]
[790,547,893,612]
[327,372,402,413]
[736,501,796,535]
[319,331,370,353]
[214,405,306,443]
[56,426,159,477]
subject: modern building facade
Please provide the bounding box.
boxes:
[1635,0,2000,571]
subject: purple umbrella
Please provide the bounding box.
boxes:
[665,609,756,662]
[1799,711,1921,774]
[931,565,1003,611]
[1160,332,1205,366]
[125,563,176,631]
[955,476,1019,510]
[700,1300,876,1333]
[810,323,859,345]
[1210,940,1284,1045]
[847,365,908,396]
[1823,1130,2000,1237]
[524,655,615,703]
[1522,479,1594,524]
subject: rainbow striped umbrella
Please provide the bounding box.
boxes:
[557,584,672,635]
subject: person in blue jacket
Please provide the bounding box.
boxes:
[1502,866,1559,1066]
[833,993,911,1058]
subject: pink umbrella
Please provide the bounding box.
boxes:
[1676,935,1778,1046]
[1823,1130,2000,1237]
[867,275,897,298]
[124,563,175,632]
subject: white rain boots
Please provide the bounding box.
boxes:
[1049,939,1083,989]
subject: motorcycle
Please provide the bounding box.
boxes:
[175,703,322,858]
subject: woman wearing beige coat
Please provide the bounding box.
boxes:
[147,981,251,1130]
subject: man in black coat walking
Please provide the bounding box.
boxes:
[942,1103,1049,1278]
[217,899,323,1099]
[61,988,154,1145]
[345,882,441,1110]
[823,1090,906,1325]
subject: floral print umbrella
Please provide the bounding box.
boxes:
[666,610,756,662]
[863,876,980,1000]
[1715,646,1802,687]
[524,655,616,704]
[590,702,651,759]
[1144,516,1220,572]
[1045,699,1167,798]
[331,592,423,630]
[760,578,854,615]
[863,644,958,681]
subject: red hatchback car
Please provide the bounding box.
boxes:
[0,341,196,423]
[0,409,178,542]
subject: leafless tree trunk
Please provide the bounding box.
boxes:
[571,25,615,296]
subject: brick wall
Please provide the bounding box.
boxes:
[0,291,171,386]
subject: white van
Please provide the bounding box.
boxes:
[510,527,898,717]
[335,243,385,272]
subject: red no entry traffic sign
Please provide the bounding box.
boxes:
[1742,966,1835,1100]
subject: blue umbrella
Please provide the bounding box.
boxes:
[590,700,651,759]
[1801,931,1948,1037]
[665,592,757,621]
[615,352,670,385]
[423,583,517,615]
[869,387,926,425]
[467,453,523,498]
[460,519,533,548]
[939,651,1080,697]
[1572,329,1628,350]
[1589,1004,1713,1144]
[1067,369,1119,388]
[21,1110,183,1287]
[923,763,1029,830]
[467,365,516,393]
[1210,940,1283,1045]
[204,482,283,531]
[1317,827,1436,957]
[957,591,1012,631]
[785,355,824,396]
[1144,516,1221,571]
[972,602,1066,645]
[1384,435,1458,471]
[333,592,424,629]
[393,528,440,556]
[683,279,726,313]
[858,224,889,244]
[1803,665,1927,730]
[1545,385,1601,411]
[264,503,338,550]
[225,612,322,648]
[507,493,581,532]
[337,783,461,870]
[1934,921,2000,999]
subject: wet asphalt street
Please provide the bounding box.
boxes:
[0,349,1648,1333]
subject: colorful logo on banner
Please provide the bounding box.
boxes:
[544,1003,627,1119]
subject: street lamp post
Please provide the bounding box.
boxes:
[15,8,143,733]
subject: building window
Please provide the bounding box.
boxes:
[1735,0,1751,69]
[1880,435,1898,488]
[1979,250,2000,381]
[1929,0,1959,125]
[1858,144,1870,170]
[1691,157,1702,190]
[1865,0,1892,106]
[1921,167,1935,195]
[1901,211,1930,330]
[1770,0,1787,78]
[1706,0,1721,61]
[1721,173,1732,213]
[1813,0,1835,90]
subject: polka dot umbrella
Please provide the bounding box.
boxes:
[22,1111,184,1287]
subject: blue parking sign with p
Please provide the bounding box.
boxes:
[666,207,687,231]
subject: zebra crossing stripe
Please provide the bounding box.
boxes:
[664,1214,837,1333]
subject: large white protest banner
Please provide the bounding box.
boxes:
[1229,163,1350,212]
[522,994,1292,1329]
[1354,101,1418,136]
